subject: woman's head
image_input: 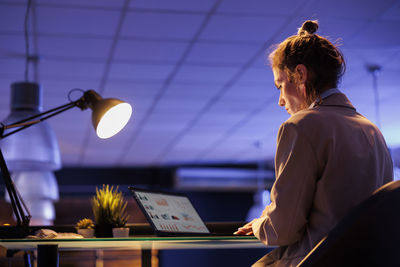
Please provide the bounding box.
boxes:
[269,20,346,106]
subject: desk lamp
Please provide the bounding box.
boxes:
[0,85,132,238]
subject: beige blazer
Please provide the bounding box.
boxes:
[252,93,393,267]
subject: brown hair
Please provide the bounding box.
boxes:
[269,20,346,105]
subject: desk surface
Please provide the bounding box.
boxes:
[0,236,266,251]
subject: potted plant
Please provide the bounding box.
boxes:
[91,184,129,237]
[75,218,95,238]
[111,208,130,238]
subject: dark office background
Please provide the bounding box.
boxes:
[0,0,399,266]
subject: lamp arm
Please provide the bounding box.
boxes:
[0,148,30,227]
[1,101,78,139]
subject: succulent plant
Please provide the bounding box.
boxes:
[75,218,95,229]
[91,184,129,228]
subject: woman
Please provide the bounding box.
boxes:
[234,20,393,266]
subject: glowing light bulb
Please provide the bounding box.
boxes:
[96,103,132,139]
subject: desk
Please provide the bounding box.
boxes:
[0,236,266,267]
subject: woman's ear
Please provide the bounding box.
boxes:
[295,64,308,97]
[295,64,307,84]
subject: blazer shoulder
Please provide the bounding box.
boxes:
[286,108,322,127]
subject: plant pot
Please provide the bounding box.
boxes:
[112,227,129,238]
[95,224,114,238]
[77,228,95,238]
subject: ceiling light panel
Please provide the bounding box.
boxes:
[173,64,240,84]
[108,63,175,81]
[186,42,261,65]
[199,15,287,42]
[130,0,217,12]
[121,12,206,39]
[114,40,189,63]
[0,5,25,33]
[38,36,112,60]
[37,6,120,36]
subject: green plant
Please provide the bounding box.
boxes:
[91,184,129,228]
[75,218,95,229]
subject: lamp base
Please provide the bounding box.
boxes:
[0,225,32,239]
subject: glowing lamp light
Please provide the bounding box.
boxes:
[95,102,132,139]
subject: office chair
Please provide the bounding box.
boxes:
[298,180,400,267]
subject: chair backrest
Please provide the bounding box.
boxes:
[298,180,400,267]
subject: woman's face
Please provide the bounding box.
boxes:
[273,67,307,116]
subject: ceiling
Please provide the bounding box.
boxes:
[0,0,399,168]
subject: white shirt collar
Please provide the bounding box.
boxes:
[309,88,341,108]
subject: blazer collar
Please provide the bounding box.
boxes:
[314,92,356,111]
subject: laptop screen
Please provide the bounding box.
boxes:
[129,187,210,235]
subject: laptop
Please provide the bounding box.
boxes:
[128,187,211,236]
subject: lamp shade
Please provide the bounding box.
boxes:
[93,100,132,139]
[5,171,59,201]
[82,90,132,139]
[0,82,61,171]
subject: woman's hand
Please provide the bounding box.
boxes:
[233,219,256,235]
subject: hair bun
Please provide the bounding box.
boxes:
[298,20,319,35]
